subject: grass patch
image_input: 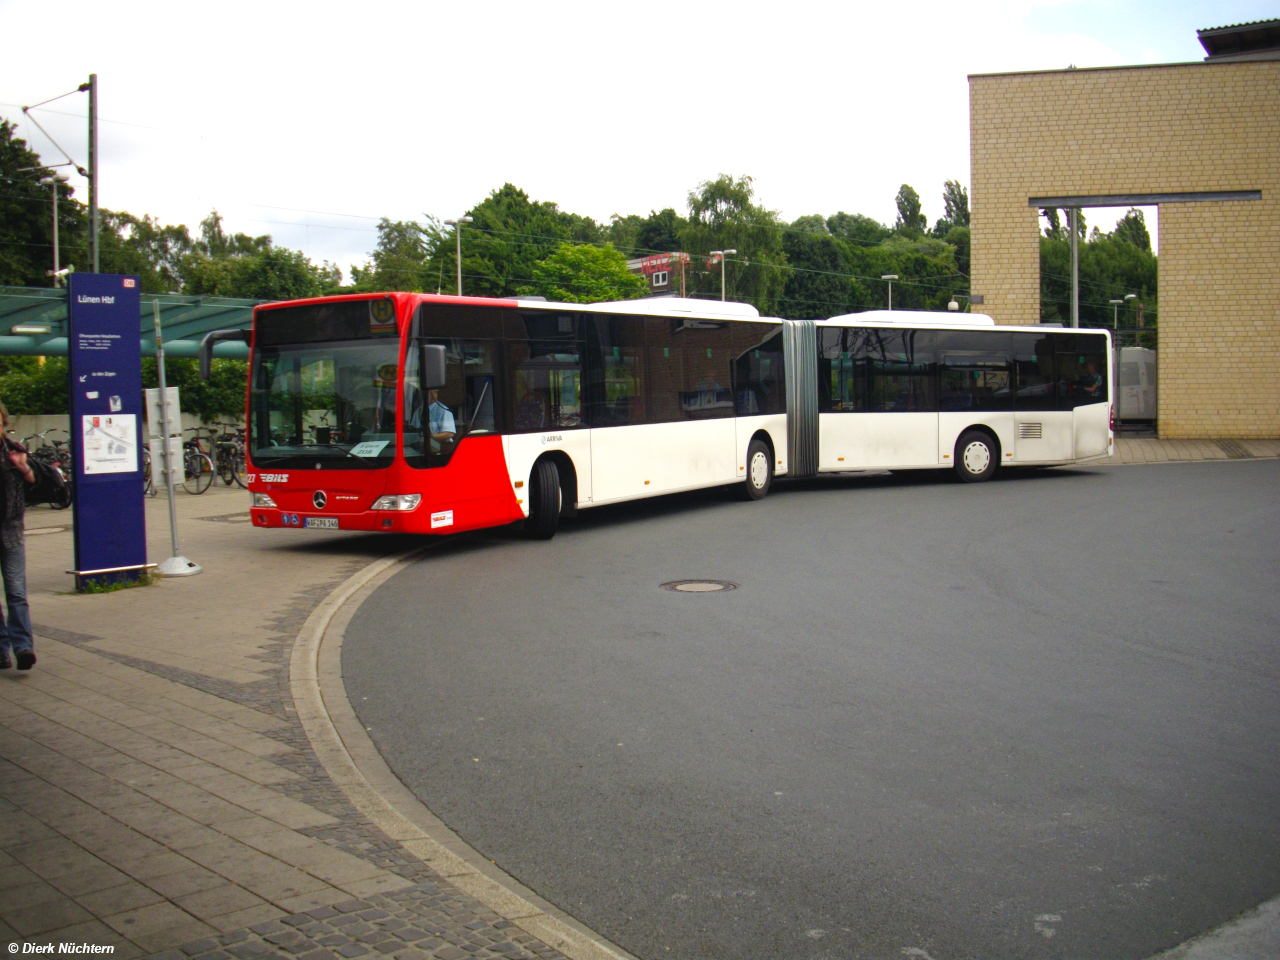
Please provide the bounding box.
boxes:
[78,572,160,593]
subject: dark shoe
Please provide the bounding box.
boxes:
[15,651,35,671]
[0,652,10,670]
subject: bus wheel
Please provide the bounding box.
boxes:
[739,438,773,501]
[525,458,561,539]
[954,430,998,483]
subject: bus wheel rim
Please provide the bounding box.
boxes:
[750,451,769,487]
[963,441,990,473]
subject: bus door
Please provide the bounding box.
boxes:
[1011,333,1075,461]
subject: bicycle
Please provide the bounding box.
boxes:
[212,421,248,488]
[182,428,215,495]
[23,429,72,509]
[141,447,158,497]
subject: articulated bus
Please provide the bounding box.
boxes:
[199,294,1112,539]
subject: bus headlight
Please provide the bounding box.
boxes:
[252,493,278,508]
[371,494,422,511]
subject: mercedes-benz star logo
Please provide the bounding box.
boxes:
[313,490,327,510]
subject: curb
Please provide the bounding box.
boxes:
[288,543,637,960]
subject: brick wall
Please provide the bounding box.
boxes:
[969,60,1280,438]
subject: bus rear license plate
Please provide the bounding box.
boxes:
[304,517,339,530]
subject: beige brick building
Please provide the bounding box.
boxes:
[969,48,1279,438]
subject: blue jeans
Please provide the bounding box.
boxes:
[0,541,33,657]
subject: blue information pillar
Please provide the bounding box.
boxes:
[67,273,148,588]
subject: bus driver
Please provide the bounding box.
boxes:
[409,387,456,452]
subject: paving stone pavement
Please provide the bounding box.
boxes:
[0,485,570,960]
[0,438,1272,958]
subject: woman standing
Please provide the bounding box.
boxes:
[0,401,36,671]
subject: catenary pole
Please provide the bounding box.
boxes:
[88,74,99,273]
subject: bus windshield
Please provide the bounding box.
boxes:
[250,338,400,468]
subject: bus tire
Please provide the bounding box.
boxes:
[525,458,561,539]
[739,437,773,501]
[954,430,998,483]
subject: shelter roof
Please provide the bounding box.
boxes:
[0,285,259,357]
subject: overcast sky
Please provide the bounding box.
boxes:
[1,0,1271,280]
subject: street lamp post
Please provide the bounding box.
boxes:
[709,249,737,301]
[1110,293,1138,330]
[444,216,472,295]
[881,274,899,311]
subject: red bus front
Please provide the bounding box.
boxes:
[244,294,524,536]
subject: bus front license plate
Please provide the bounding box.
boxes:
[304,517,339,530]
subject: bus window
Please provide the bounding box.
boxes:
[733,327,785,416]
[937,331,1012,411]
[1056,334,1109,406]
[509,341,584,433]
[1011,333,1058,411]
[587,316,646,426]
[646,318,735,422]
[860,329,936,412]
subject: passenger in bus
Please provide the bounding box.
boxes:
[515,390,549,431]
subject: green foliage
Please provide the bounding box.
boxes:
[347,218,429,292]
[1041,206,1087,240]
[894,184,927,237]
[0,357,70,415]
[79,571,159,593]
[1112,208,1151,251]
[1040,233,1157,327]
[790,214,830,236]
[524,242,646,303]
[0,119,78,287]
[178,211,339,300]
[782,228,966,319]
[633,208,686,254]
[141,358,249,423]
[932,180,970,236]
[826,212,891,246]
[679,175,790,314]
[418,184,604,298]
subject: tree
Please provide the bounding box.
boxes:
[633,208,686,254]
[893,184,927,237]
[789,214,830,236]
[679,175,790,313]
[417,184,591,298]
[1040,231,1157,327]
[177,211,339,300]
[0,118,81,287]
[932,180,969,237]
[525,242,646,303]
[826,212,891,246]
[1112,208,1151,251]
[357,219,430,291]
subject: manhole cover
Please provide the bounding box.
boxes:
[660,579,738,593]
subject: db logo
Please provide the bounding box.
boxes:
[123,278,136,288]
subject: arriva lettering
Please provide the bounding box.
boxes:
[540,434,563,444]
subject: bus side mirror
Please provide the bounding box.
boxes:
[421,344,447,390]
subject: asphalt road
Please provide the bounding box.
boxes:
[344,461,1280,960]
